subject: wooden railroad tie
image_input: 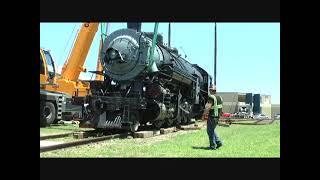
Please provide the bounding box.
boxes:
[73,131,90,139]
[133,130,161,138]
[178,124,202,130]
[160,127,178,134]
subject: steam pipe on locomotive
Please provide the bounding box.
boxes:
[80,23,212,132]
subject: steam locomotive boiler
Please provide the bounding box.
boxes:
[80,27,213,132]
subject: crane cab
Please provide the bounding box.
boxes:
[40,48,57,86]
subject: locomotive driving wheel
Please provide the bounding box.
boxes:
[129,111,140,132]
[174,115,181,125]
[130,122,140,132]
[185,115,191,124]
[164,118,174,127]
[182,114,190,124]
[153,120,164,129]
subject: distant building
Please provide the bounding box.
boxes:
[215,92,272,118]
[271,104,280,118]
[261,95,272,119]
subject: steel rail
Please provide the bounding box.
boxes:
[40,132,129,153]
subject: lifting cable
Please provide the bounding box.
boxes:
[148,22,159,72]
[99,23,109,64]
[59,24,77,70]
[61,23,81,74]
[63,24,81,71]
[100,23,108,45]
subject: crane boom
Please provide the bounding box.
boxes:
[61,23,99,81]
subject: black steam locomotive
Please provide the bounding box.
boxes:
[80,25,212,132]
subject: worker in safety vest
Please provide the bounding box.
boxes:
[207,85,223,150]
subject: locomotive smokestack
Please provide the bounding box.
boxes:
[127,22,142,32]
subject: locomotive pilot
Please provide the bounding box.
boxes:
[207,85,223,150]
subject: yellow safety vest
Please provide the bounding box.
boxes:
[209,95,223,117]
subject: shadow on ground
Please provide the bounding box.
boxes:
[192,146,213,150]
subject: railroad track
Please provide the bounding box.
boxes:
[41,119,272,153]
[219,118,276,126]
[231,119,275,125]
[40,129,98,140]
[40,132,74,140]
[40,121,205,153]
[40,132,130,153]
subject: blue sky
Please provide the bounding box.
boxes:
[40,22,280,104]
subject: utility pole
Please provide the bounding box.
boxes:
[214,21,217,87]
[168,23,171,48]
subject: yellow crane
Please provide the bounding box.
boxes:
[43,23,99,97]
[40,22,100,126]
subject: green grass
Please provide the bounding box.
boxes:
[40,121,280,158]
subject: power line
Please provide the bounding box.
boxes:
[59,24,77,67]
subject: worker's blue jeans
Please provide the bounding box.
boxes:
[207,116,222,148]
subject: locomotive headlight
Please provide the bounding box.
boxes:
[105,48,125,64]
[108,49,117,59]
[107,48,118,60]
